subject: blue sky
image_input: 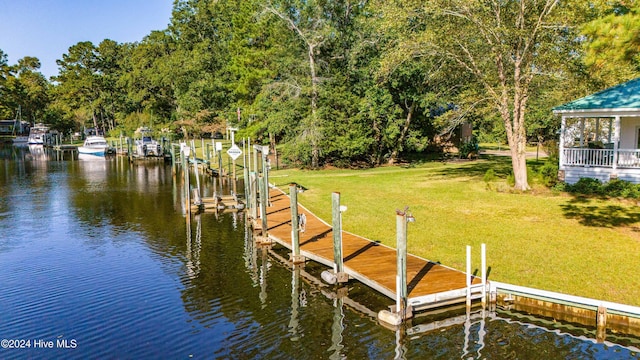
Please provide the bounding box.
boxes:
[0,0,174,79]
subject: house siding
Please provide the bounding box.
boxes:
[620,117,640,148]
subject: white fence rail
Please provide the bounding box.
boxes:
[563,148,614,167]
[563,148,640,168]
[617,149,640,168]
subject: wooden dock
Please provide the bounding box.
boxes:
[259,186,484,315]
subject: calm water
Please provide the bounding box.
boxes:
[0,144,638,359]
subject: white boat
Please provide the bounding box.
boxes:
[134,127,162,157]
[28,124,49,145]
[12,135,29,145]
[78,136,114,156]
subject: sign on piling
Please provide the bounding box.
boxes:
[227,144,242,160]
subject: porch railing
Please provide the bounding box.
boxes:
[562,148,640,168]
[617,150,640,168]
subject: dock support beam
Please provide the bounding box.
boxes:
[243,139,250,211]
[181,144,191,216]
[396,209,408,315]
[481,243,487,308]
[289,183,305,264]
[466,245,472,308]
[259,174,268,237]
[378,207,414,326]
[331,192,348,283]
[596,305,607,343]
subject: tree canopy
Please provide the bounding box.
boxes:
[1,0,638,181]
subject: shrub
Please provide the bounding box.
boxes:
[539,161,559,187]
[565,178,604,195]
[552,182,567,192]
[459,137,479,159]
[603,179,640,199]
[483,169,496,182]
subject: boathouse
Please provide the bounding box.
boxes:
[554,77,640,184]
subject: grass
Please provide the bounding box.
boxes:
[269,156,640,306]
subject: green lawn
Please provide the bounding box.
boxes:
[269,157,640,306]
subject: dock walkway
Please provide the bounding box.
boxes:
[262,187,483,312]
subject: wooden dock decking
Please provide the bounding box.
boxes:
[261,187,483,312]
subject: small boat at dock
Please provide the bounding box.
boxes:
[134,127,163,157]
[78,136,114,156]
[28,124,49,145]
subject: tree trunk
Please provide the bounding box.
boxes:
[308,44,320,169]
[264,5,323,169]
[503,102,530,191]
[92,111,99,133]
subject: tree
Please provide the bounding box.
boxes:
[120,31,177,122]
[389,0,590,190]
[53,41,102,131]
[581,3,640,86]
[264,0,333,168]
[13,57,49,122]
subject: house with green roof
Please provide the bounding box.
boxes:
[553,77,640,184]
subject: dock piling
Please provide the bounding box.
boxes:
[259,174,268,237]
[181,143,191,216]
[481,243,487,308]
[596,305,607,343]
[396,208,408,316]
[466,245,472,308]
[378,207,414,326]
[289,183,305,264]
[330,192,348,283]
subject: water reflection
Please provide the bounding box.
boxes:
[1,144,639,359]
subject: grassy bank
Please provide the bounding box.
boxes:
[269,156,640,306]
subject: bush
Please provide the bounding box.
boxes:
[459,137,479,159]
[483,168,496,182]
[565,178,604,195]
[562,178,640,199]
[552,182,567,192]
[603,179,640,199]
[539,161,559,187]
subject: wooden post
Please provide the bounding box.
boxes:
[396,209,408,315]
[250,172,258,220]
[247,138,252,178]
[193,154,202,206]
[127,137,133,162]
[218,144,223,178]
[182,147,191,216]
[466,245,472,308]
[331,192,348,282]
[262,146,270,206]
[596,305,607,343]
[243,140,250,208]
[481,243,487,308]
[243,139,249,204]
[253,143,259,175]
[290,183,304,263]
[259,174,268,237]
[232,157,237,195]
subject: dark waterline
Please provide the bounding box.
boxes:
[0,145,638,359]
